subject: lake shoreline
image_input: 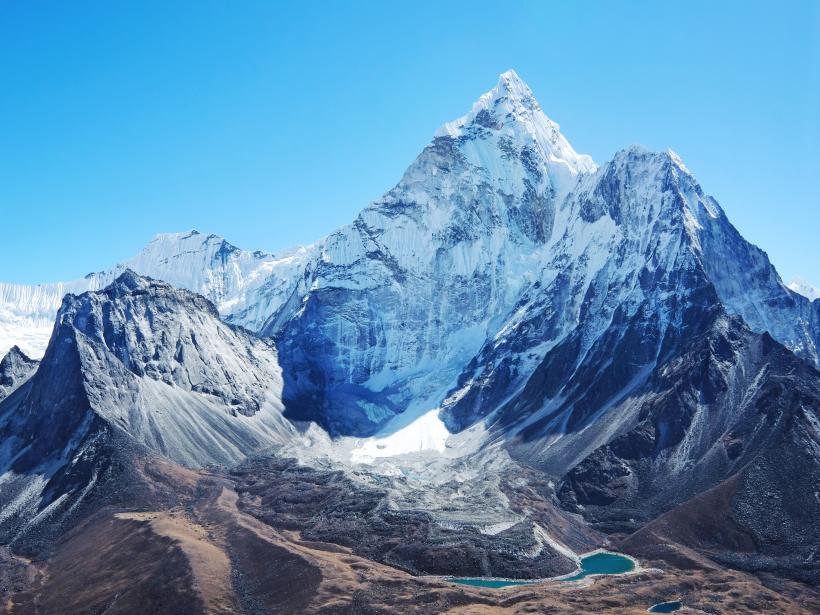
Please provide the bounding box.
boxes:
[434,548,643,588]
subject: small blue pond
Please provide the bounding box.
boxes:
[648,601,682,613]
[449,551,635,588]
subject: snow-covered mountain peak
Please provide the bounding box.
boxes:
[576,145,706,224]
[613,146,707,199]
[438,69,545,132]
[610,144,681,169]
[489,68,540,112]
[788,276,820,301]
[138,229,245,263]
[434,70,595,195]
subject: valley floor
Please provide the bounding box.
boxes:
[2,458,817,615]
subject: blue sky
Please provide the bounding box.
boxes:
[1,1,818,285]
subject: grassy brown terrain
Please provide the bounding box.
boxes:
[3,457,818,615]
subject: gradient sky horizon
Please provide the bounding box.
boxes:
[1,1,818,286]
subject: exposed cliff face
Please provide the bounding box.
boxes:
[556,313,820,522]
[609,317,820,584]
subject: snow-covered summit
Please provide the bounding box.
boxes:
[788,276,820,301]
[435,70,596,198]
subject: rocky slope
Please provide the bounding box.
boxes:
[557,313,820,526]
[0,271,296,548]
[0,346,38,403]
[230,455,597,579]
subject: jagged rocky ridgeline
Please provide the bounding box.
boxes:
[0,70,818,586]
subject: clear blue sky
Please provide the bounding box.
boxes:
[1,1,818,285]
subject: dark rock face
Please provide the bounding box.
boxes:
[0,346,38,402]
[2,318,95,476]
[552,314,820,582]
[559,448,633,507]
[556,315,820,518]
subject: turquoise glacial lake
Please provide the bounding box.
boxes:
[449,551,635,588]
[648,600,682,612]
